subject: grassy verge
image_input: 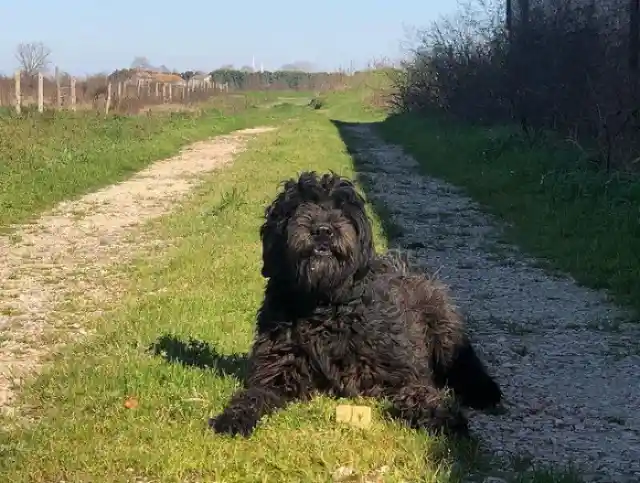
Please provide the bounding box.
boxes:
[0,89,586,483]
[0,108,474,483]
[378,113,640,318]
[0,91,309,230]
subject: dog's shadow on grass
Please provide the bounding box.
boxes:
[149,334,248,382]
[149,336,501,481]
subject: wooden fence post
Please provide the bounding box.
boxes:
[155,82,159,97]
[55,66,62,107]
[70,77,76,111]
[168,83,172,102]
[162,83,167,102]
[38,73,44,113]
[105,83,112,114]
[14,70,21,114]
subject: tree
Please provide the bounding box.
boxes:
[280,61,314,72]
[131,56,152,70]
[15,42,51,76]
[108,68,135,82]
[630,0,639,71]
[180,71,196,85]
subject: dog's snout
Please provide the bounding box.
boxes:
[313,224,333,237]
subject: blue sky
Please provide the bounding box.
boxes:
[0,0,457,76]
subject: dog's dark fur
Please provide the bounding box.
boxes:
[209,171,502,437]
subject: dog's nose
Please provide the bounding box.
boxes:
[313,224,332,237]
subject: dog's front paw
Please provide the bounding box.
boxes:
[208,410,258,437]
[390,384,470,438]
[425,406,470,438]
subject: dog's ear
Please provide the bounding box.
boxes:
[335,182,375,265]
[260,197,284,279]
[352,204,375,264]
[260,179,300,278]
[260,219,276,279]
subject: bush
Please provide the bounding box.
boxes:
[308,96,326,109]
[208,69,349,92]
[392,0,639,170]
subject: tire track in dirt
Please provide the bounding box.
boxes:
[0,126,274,415]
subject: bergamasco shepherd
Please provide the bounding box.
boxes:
[209,171,502,437]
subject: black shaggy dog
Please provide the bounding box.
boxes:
[209,171,502,437]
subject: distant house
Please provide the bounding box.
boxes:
[187,72,229,91]
[152,72,186,85]
[127,68,186,87]
[190,73,212,88]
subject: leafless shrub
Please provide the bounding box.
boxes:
[393,0,639,170]
[15,42,52,78]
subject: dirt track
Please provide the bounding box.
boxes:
[343,122,640,483]
[0,127,274,414]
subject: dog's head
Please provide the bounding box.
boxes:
[260,171,374,296]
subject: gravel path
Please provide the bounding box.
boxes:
[342,123,640,482]
[0,127,273,416]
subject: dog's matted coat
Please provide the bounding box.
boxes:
[210,171,502,437]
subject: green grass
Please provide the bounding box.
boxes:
[0,107,473,483]
[378,113,640,319]
[0,87,588,482]
[0,91,306,230]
